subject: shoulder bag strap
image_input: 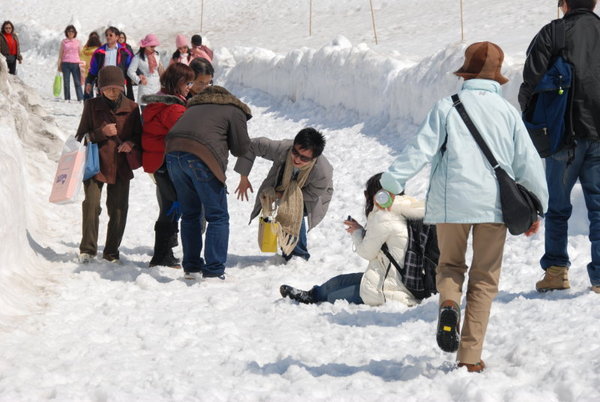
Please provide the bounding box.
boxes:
[451,94,500,170]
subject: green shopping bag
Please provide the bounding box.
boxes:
[53,73,62,98]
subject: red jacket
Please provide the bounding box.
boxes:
[141,93,187,173]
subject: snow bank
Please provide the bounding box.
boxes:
[218,37,526,130]
[0,56,64,329]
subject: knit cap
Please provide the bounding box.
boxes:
[176,34,188,48]
[98,66,125,89]
[454,41,509,85]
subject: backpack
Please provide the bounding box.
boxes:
[381,219,439,300]
[523,19,573,158]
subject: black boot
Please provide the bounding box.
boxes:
[149,222,181,268]
[280,285,316,304]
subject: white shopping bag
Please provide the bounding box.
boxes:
[49,135,86,204]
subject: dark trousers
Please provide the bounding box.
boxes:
[61,62,83,101]
[312,272,364,304]
[6,56,17,75]
[80,177,130,259]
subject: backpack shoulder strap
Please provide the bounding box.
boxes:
[552,19,567,57]
[381,242,404,278]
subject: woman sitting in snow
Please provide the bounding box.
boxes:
[280,172,423,306]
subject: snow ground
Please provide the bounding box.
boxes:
[1,1,599,401]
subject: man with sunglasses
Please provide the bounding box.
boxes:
[519,0,600,294]
[84,26,134,100]
[234,128,334,262]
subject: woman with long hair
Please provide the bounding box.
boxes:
[80,31,101,96]
[0,21,22,75]
[127,33,164,107]
[280,173,422,306]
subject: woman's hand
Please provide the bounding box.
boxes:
[118,141,134,153]
[139,75,147,85]
[101,123,117,137]
[344,218,363,234]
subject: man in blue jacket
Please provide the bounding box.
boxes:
[519,0,600,294]
[380,42,548,372]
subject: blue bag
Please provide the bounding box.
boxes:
[83,138,100,181]
[523,19,573,158]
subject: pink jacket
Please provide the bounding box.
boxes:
[191,45,213,62]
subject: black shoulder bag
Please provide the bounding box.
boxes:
[451,94,543,235]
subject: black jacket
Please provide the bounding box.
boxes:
[519,9,600,140]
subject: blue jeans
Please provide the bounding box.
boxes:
[542,140,600,286]
[312,273,364,304]
[166,152,229,276]
[61,62,83,101]
[282,216,310,261]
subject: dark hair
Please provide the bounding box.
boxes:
[293,128,326,158]
[1,21,14,34]
[105,26,120,37]
[565,0,597,9]
[85,31,101,48]
[191,34,202,46]
[160,63,195,95]
[189,57,214,77]
[364,173,384,217]
[118,31,127,42]
[64,25,77,38]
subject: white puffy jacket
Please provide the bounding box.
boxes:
[351,195,425,306]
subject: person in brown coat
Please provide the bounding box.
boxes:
[165,85,251,280]
[75,65,142,263]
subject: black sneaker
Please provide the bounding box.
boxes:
[436,301,461,353]
[280,285,315,304]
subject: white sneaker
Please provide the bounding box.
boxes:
[78,253,94,263]
[202,274,226,282]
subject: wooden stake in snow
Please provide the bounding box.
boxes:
[460,0,465,42]
[309,0,313,36]
[369,0,378,44]
[201,0,205,32]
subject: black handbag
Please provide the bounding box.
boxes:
[451,94,543,235]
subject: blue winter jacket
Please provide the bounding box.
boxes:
[381,79,549,224]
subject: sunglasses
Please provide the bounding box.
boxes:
[291,146,313,162]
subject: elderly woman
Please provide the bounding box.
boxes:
[75,66,142,263]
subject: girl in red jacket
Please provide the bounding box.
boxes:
[140,63,195,268]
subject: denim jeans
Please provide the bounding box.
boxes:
[166,152,229,276]
[542,140,600,286]
[61,62,83,101]
[312,273,364,304]
[283,216,310,261]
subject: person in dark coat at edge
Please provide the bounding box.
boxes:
[75,66,142,263]
[165,86,251,281]
[519,0,600,294]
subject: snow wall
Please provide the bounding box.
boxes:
[0,56,63,330]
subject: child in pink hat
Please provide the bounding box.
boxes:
[170,34,192,66]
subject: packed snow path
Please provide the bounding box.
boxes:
[1,63,599,402]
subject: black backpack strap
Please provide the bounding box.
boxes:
[451,94,500,170]
[553,19,567,55]
[381,243,405,278]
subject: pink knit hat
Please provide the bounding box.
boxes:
[140,33,160,48]
[175,34,188,48]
